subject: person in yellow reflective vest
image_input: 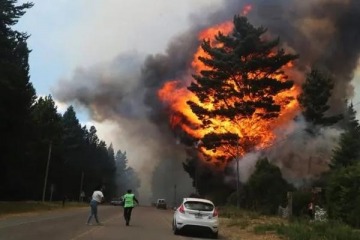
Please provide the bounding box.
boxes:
[122,189,139,226]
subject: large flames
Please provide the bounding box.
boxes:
[158,18,300,167]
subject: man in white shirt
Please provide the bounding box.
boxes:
[86,185,104,225]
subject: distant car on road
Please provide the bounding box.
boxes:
[110,197,123,206]
[173,197,218,239]
[156,199,167,209]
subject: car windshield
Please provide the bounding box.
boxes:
[184,201,214,211]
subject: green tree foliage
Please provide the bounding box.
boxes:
[187,15,298,163]
[242,158,294,214]
[62,106,84,169]
[298,69,342,126]
[59,108,118,201]
[27,95,63,199]
[105,144,117,198]
[56,106,84,200]
[326,163,360,228]
[330,103,360,169]
[78,126,114,200]
[0,0,36,199]
[182,155,232,204]
[115,150,140,196]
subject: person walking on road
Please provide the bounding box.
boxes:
[86,185,104,225]
[123,189,139,226]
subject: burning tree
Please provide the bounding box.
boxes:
[186,16,298,166]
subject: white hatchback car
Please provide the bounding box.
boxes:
[173,197,219,238]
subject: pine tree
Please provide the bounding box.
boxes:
[27,95,63,199]
[115,150,128,195]
[61,106,86,199]
[0,1,36,199]
[105,144,117,198]
[326,163,360,227]
[330,103,360,169]
[115,150,140,195]
[187,16,298,164]
[298,68,342,126]
[243,158,293,214]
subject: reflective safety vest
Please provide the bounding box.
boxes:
[123,193,135,208]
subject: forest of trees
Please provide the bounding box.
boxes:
[0,1,139,202]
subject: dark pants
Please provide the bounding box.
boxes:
[124,207,133,225]
[87,200,100,224]
[308,209,314,219]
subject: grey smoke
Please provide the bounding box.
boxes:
[54,0,360,197]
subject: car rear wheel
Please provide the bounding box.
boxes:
[172,220,179,235]
[211,231,218,239]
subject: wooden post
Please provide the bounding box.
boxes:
[42,141,52,202]
[287,191,293,219]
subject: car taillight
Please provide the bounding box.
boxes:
[179,204,185,214]
[213,208,218,217]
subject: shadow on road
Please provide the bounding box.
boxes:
[177,229,222,239]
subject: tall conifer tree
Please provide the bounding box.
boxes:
[0,1,35,199]
[330,103,360,169]
[187,16,298,164]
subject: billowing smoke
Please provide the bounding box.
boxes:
[54,0,360,199]
[54,53,195,203]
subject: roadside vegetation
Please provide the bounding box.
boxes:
[219,207,360,240]
[254,220,360,240]
[0,201,87,218]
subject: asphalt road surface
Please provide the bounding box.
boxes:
[0,206,217,240]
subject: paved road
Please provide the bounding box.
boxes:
[0,206,216,240]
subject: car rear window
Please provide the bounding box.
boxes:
[184,201,214,211]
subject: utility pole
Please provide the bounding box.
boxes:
[42,141,52,202]
[194,140,201,195]
[79,171,84,202]
[236,157,240,208]
[195,159,198,195]
[236,141,240,209]
[50,184,54,202]
[173,184,177,208]
[287,191,293,219]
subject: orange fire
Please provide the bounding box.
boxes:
[158,19,300,167]
[242,4,253,16]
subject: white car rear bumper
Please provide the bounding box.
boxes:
[175,214,219,233]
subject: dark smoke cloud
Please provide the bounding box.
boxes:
[246,0,360,111]
[54,0,360,195]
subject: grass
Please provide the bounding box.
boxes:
[219,205,260,219]
[226,218,251,228]
[0,201,87,218]
[219,206,360,240]
[219,207,283,240]
[254,220,360,240]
